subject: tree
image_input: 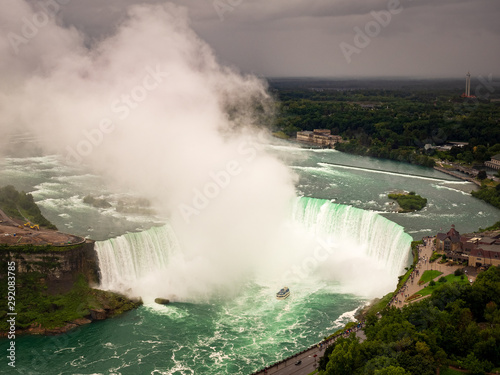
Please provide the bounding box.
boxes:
[324,336,362,375]
[458,352,493,375]
[473,145,488,162]
[374,365,409,375]
[464,151,474,164]
[477,170,487,180]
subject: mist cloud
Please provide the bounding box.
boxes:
[0,1,306,298]
[1,1,407,301]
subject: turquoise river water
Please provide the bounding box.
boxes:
[1,142,499,375]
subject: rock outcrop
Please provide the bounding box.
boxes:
[154,298,170,305]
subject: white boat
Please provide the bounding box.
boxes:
[276,286,290,300]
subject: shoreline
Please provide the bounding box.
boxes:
[0,295,142,338]
[252,237,419,374]
[433,165,481,186]
[0,205,143,337]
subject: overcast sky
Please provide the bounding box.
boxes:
[28,0,500,78]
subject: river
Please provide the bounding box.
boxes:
[0,143,498,375]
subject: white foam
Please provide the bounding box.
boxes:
[319,162,459,183]
[432,184,471,195]
[326,307,360,331]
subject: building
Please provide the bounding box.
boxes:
[465,71,471,97]
[296,129,342,147]
[448,142,469,148]
[436,225,461,252]
[469,242,500,267]
[461,72,476,98]
[423,142,469,152]
[296,131,314,143]
[435,225,500,267]
[485,154,500,170]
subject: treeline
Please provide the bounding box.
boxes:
[471,184,500,209]
[318,266,500,375]
[0,243,82,254]
[336,140,436,167]
[0,185,56,230]
[272,88,500,167]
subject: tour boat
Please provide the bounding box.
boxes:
[276,287,290,300]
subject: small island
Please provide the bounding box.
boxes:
[388,191,427,212]
[83,194,112,209]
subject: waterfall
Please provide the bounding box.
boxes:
[95,197,412,299]
[291,197,411,275]
[96,225,182,292]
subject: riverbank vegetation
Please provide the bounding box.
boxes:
[388,192,427,212]
[479,221,500,232]
[271,85,500,168]
[0,271,140,333]
[471,183,500,209]
[0,185,56,229]
[0,187,140,334]
[0,243,84,254]
[357,241,421,321]
[271,83,500,209]
[318,266,500,375]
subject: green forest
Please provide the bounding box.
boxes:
[0,185,57,229]
[319,266,500,375]
[272,87,500,168]
[471,183,500,210]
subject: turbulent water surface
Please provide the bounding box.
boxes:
[1,144,499,375]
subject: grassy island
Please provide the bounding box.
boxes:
[388,191,427,212]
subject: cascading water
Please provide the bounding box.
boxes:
[288,197,412,296]
[96,225,182,292]
[96,197,411,299]
[292,197,411,274]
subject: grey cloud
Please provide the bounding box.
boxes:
[11,0,500,78]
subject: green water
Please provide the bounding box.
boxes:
[1,145,499,375]
[3,287,363,374]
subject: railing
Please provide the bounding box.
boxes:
[248,323,364,375]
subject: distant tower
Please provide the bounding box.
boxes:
[465,72,471,97]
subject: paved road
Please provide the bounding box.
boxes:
[253,330,366,375]
[388,236,468,308]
